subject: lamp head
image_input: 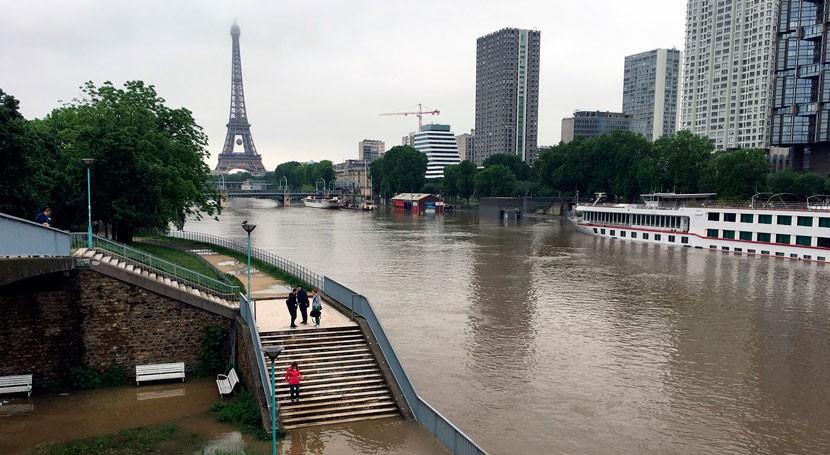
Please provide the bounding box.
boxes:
[263,345,283,361]
[241,221,257,233]
[82,158,95,166]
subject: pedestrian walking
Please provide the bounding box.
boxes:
[285,361,303,403]
[286,288,298,328]
[35,207,52,227]
[298,287,310,325]
[310,289,322,327]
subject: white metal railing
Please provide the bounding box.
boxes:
[70,233,239,301]
[0,212,71,257]
[239,293,274,429]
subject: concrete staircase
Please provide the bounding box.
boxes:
[72,247,233,306]
[259,325,401,429]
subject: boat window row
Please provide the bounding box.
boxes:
[591,227,688,244]
[582,211,685,230]
[708,212,830,227]
[707,245,827,262]
[705,228,830,248]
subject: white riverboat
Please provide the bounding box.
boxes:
[570,192,830,263]
[303,195,342,209]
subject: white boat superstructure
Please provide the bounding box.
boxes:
[303,195,342,209]
[570,193,830,263]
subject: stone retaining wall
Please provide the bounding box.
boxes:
[0,269,233,389]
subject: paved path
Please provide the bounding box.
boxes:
[192,249,355,332]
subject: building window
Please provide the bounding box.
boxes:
[631,232,637,239]
[722,230,735,239]
[804,255,812,260]
[708,212,720,221]
[681,236,689,244]
[740,213,754,223]
[796,236,812,246]
[723,213,736,222]
[593,228,598,233]
[819,256,826,261]
[777,215,792,225]
[759,214,773,224]
[610,230,616,236]
[621,231,627,237]
[669,235,676,242]
[762,250,771,255]
[790,253,799,259]
[707,229,719,238]
[777,234,791,244]
[643,233,649,240]
[818,237,830,248]
[722,246,730,251]
[748,249,756,254]
[735,248,742,252]
[655,234,662,241]
[820,217,830,228]
[776,252,785,257]
[797,216,813,227]
[739,231,752,241]
[601,229,606,234]
[757,232,772,242]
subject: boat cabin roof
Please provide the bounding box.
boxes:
[641,192,717,200]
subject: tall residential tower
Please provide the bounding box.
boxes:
[623,48,682,141]
[681,0,777,150]
[770,0,830,174]
[358,139,385,162]
[474,28,540,165]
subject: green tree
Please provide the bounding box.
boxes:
[38,81,218,241]
[372,145,427,199]
[0,88,55,219]
[645,130,713,193]
[444,160,478,203]
[767,170,829,198]
[475,164,516,197]
[274,161,303,189]
[701,149,769,200]
[482,153,531,180]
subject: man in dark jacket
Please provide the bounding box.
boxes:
[297,287,310,324]
[286,288,298,328]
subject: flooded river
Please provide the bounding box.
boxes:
[187,199,830,455]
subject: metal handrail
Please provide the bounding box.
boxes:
[325,277,488,455]
[70,233,239,301]
[166,230,324,290]
[239,293,274,430]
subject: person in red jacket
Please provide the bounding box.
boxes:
[285,362,303,403]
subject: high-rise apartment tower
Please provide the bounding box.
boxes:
[474,28,540,165]
[681,0,777,150]
[623,48,682,141]
[358,139,385,162]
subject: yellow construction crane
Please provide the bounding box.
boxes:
[379,103,440,130]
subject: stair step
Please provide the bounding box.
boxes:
[260,334,365,345]
[276,389,390,406]
[281,412,399,430]
[280,368,381,381]
[281,362,379,374]
[271,358,377,371]
[272,352,374,365]
[280,395,393,413]
[272,343,369,353]
[274,373,382,388]
[274,377,386,394]
[280,406,399,425]
[259,326,360,337]
[280,399,396,418]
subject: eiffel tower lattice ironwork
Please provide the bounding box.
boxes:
[214,22,267,175]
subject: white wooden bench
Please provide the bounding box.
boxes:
[0,374,33,397]
[135,362,185,386]
[216,368,239,397]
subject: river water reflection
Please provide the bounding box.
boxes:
[189,200,830,454]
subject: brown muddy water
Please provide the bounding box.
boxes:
[0,378,445,454]
[186,199,830,454]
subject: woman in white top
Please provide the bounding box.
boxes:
[310,289,323,327]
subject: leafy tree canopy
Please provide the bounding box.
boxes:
[475,164,516,197]
[370,145,427,199]
[36,81,218,241]
[443,160,478,202]
[482,153,531,180]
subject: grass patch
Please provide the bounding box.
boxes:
[130,241,226,281]
[29,424,202,455]
[154,236,314,290]
[210,391,273,440]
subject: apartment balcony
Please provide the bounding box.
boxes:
[799,63,822,79]
[801,23,824,41]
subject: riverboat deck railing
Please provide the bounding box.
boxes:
[578,200,830,212]
[69,233,239,301]
[165,230,323,290]
[324,277,488,455]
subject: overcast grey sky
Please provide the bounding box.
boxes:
[2,0,685,169]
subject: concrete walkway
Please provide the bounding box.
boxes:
[191,248,355,332]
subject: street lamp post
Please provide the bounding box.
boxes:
[82,159,95,248]
[263,345,284,455]
[241,221,257,304]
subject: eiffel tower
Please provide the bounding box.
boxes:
[214,22,267,175]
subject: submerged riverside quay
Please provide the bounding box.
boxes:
[571,193,830,262]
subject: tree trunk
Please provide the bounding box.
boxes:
[115,224,134,243]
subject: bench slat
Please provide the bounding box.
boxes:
[0,374,33,397]
[135,363,185,386]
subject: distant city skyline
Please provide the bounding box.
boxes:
[2,0,686,169]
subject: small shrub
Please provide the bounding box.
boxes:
[198,325,228,376]
[210,390,273,440]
